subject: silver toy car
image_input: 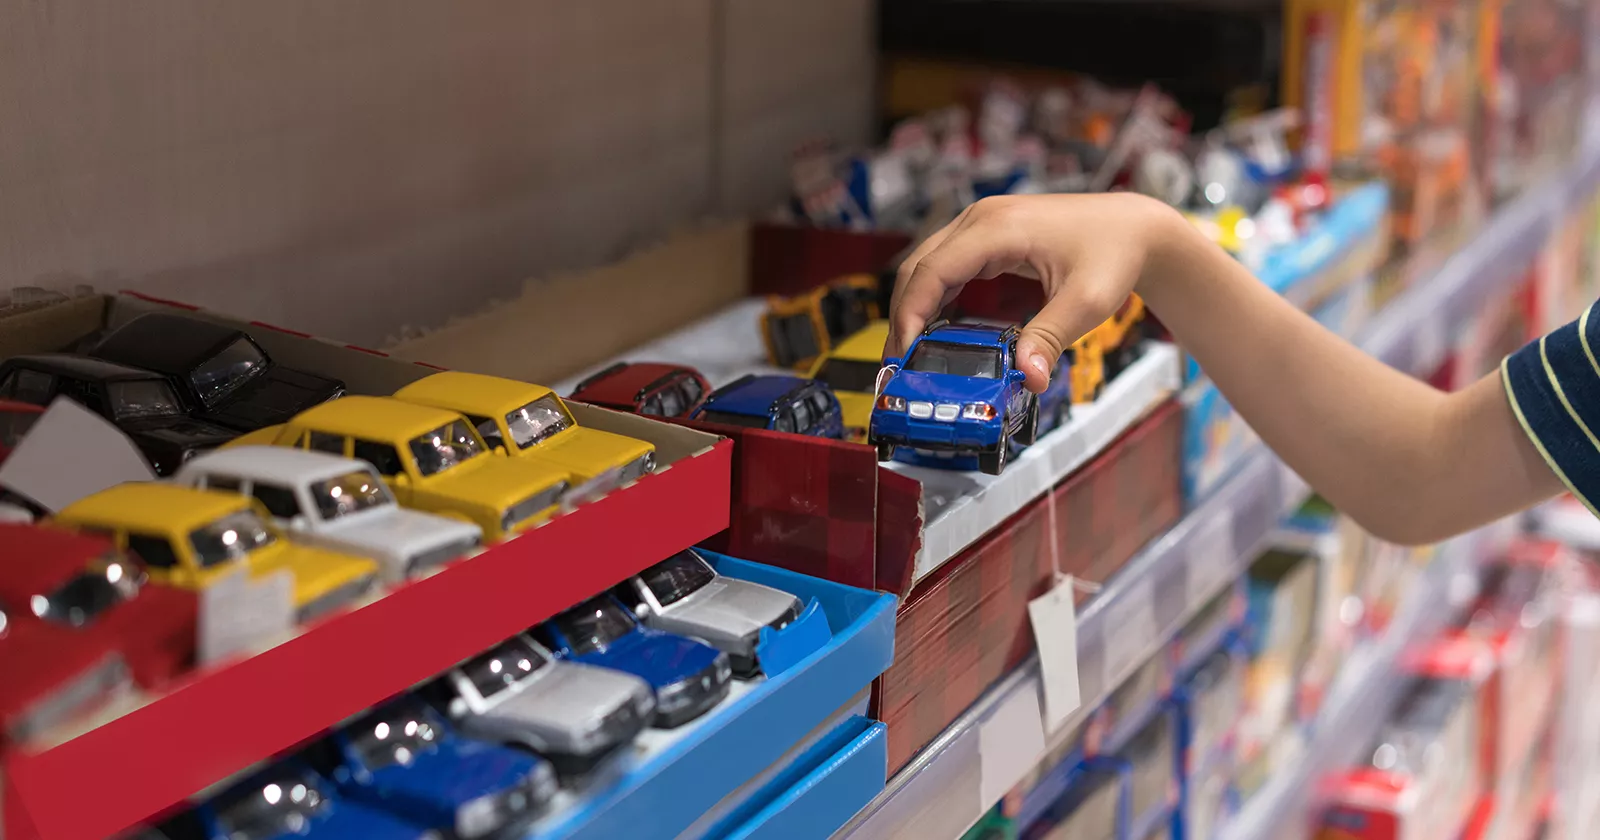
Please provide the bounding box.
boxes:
[437,633,655,774]
[176,446,483,583]
[617,549,804,678]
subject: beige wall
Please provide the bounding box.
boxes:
[0,1,873,346]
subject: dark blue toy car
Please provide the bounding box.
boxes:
[690,374,845,439]
[158,763,433,840]
[536,595,733,729]
[869,320,1039,475]
[320,698,558,839]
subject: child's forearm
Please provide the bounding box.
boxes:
[1137,206,1560,544]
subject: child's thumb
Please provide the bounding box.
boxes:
[1016,292,1101,394]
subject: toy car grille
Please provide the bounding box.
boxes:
[619,451,656,484]
[9,654,130,743]
[296,574,376,624]
[505,483,567,529]
[406,538,477,577]
[603,700,640,732]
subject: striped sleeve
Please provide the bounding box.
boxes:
[1502,301,1600,517]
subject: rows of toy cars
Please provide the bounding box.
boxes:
[93,547,837,839]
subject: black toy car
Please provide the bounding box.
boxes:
[0,354,237,475]
[90,313,345,433]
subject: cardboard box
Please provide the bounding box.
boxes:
[0,292,731,840]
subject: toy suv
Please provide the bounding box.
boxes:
[432,632,655,775]
[0,355,237,475]
[57,483,379,625]
[869,321,1039,474]
[691,375,845,439]
[393,372,656,490]
[615,549,803,677]
[158,762,433,840]
[317,697,557,838]
[89,313,345,432]
[537,595,732,729]
[226,396,573,541]
[569,362,710,419]
[176,447,482,583]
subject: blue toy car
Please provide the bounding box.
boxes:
[320,698,558,839]
[869,320,1039,474]
[690,374,845,439]
[536,595,733,729]
[159,762,435,840]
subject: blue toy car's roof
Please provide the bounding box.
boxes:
[703,375,808,416]
[922,323,1009,348]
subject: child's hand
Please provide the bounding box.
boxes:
[886,192,1185,393]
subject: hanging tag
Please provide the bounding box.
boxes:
[873,364,900,400]
[1028,575,1084,732]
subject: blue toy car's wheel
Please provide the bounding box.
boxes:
[978,434,1008,475]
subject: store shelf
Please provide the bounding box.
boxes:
[834,141,1600,840]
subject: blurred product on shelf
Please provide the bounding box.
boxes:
[690,373,846,439]
[174,447,483,584]
[762,273,882,371]
[805,318,890,442]
[567,361,711,419]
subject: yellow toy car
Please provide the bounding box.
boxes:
[226,396,572,541]
[56,483,379,623]
[1066,294,1147,404]
[806,320,890,442]
[761,274,882,370]
[393,371,656,487]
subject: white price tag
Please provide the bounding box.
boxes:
[1188,510,1239,604]
[199,568,294,665]
[977,683,1048,809]
[1101,579,1156,690]
[1028,577,1084,732]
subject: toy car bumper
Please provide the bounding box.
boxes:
[870,414,1004,453]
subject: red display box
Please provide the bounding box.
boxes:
[0,293,731,840]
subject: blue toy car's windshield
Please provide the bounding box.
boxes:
[214,771,330,840]
[695,410,771,430]
[553,597,637,654]
[462,636,550,698]
[348,702,442,770]
[640,551,716,608]
[191,337,268,407]
[905,341,1003,379]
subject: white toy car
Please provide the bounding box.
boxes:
[175,446,482,582]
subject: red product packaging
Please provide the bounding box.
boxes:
[1315,646,1491,840]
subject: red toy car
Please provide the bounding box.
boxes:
[570,362,711,418]
[0,399,43,464]
[0,524,197,745]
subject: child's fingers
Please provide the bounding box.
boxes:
[888,213,1025,357]
[1016,279,1109,394]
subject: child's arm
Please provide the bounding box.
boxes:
[887,193,1563,545]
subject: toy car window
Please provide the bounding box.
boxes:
[189,510,277,568]
[347,702,441,770]
[107,379,183,420]
[813,358,880,393]
[657,387,685,417]
[251,484,300,519]
[774,411,797,434]
[640,550,716,608]
[307,431,345,456]
[213,770,331,840]
[551,596,637,655]
[808,390,832,417]
[697,409,771,430]
[0,406,39,448]
[679,376,705,406]
[1,369,55,404]
[640,393,666,416]
[206,475,244,493]
[353,439,404,476]
[190,337,268,407]
[466,413,504,450]
[409,421,484,476]
[461,636,550,698]
[792,399,814,431]
[127,535,181,570]
[905,340,1003,379]
[505,395,572,449]
[33,562,141,628]
[310,470,391,520]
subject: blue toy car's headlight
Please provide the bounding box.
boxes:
[962,403,997,421]
[877,394,907,413]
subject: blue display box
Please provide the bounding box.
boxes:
[702,715,888,840]
[520,552,897,840]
